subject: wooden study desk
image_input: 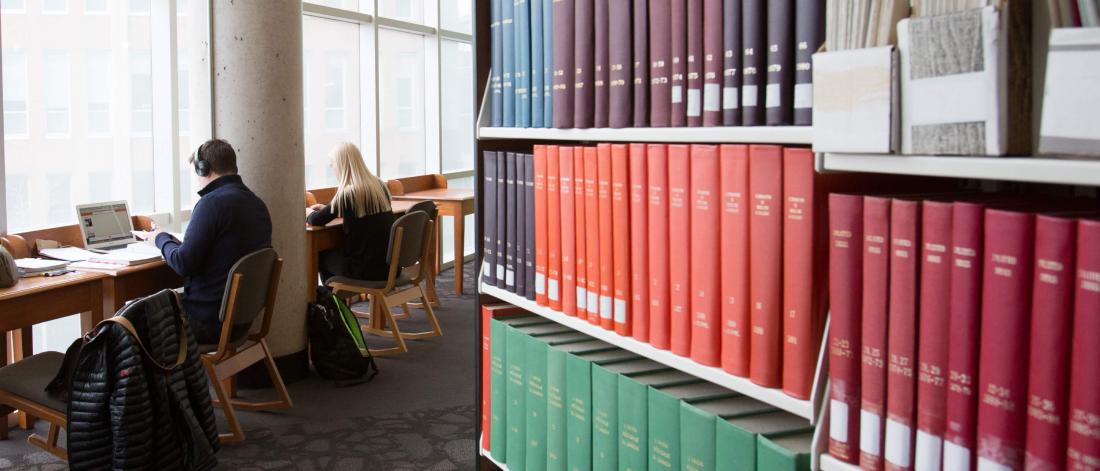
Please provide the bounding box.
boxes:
[304,200,413,288]
[392,188,475,295]
[73,261,183,315]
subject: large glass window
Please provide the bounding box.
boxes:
[441,40,473,173]
[87,50,112,136]
[303,14,361,189]
[0,0,24,14]
[378,29,426,178]
[84,0,106,14]
[440,0,471,34]
[44,51,71,137]
[1,49,27,138]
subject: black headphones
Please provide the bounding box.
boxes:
[193,142,210,177]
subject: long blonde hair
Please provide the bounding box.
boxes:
[330,142,391,218]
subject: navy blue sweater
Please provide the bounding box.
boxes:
[156,175,272,325]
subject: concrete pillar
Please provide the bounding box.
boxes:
[211,0,308,377]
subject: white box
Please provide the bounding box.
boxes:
[812,46,899,154]
[1039,27,1100,157]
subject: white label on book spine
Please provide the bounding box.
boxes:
[703,84,721,111]
[723,87,739,109]
[885,418,912,467]
[830,400,849,442]
[600,296,612,319]
[672,85,683,103]
[859,409,883,455]
[687,89,702,117]
[535,273,546,294]
[942,441,971,471]
[497,264,506,279]
[794,83,813,109]
[914,430,943,471]
[742,85,758,107]
[765,83,781,108]
[587,292,599,312]
[976,458,1011,471]
[548,279,560,301]
[577,288,587,309]
[614,299,627,323]
[505,270,515,287]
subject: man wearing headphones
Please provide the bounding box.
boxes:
[137,139,272,344]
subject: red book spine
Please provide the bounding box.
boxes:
[668,144,692,356]
[686,0,704,126]
[598,143,615,329]
[829,193,865,464]
[860,196,891,471]
[546,146,562,310]
[976,209,1036,471]
[689,144,720,366]
[648,0,671,127]
[781,147,820,399]
[612,144,632,336]
[534,146,549,306]
[915,201,952,471]
[584,146,601,325]
[943,201,985,471]
[749,144,783,388]
[1024,215,1077,471]
[482,304,526,449]
[648,144,671,350]
[884,198,920,471]
[629,143,650,342]
[559,147,577,316]
[720,144,751,377]
[574,148,589,319]
[1067,219,1100,470]
[702,0,723,126]
[670,0,688,126]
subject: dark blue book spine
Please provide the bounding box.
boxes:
[543,0,553,127]
[505,152,518,291]
[502,0,516,127]
[525,153,537,299]
[515,153,527,295]
[531,0,545,128]
[495,152,508,287]
[516,0,531,128]
[492,0,504,127]
[482,152,497,285]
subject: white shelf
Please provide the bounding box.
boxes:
[819,453,860,471]
[818,152,1100,186]
[478,125,814,144]
[480,281,816,421]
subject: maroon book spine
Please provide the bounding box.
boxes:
[741,0,765,125]
[1067,219,1100,470]
[594,0,610,128]
[685,0,704,126]
[670,0,688,126]
[632,0,649,127]
[608,0,633,128]
[829,193,864,464]
[553,0,576,129]
[722,0,742,125]
[702,0,723,126]
[1023,214,1077,471]
[574,0,595,128]
[764,0,794,125]
[648,0,671,127]
[976,209,1036,471]
[943,201,984,470]
[884,198,920,471]
[915,200,952,471]
[860,196,891,471]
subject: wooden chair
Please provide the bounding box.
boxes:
[405,200,440,308]
[0,352,67,458]
[385,179,405,197]
[306,191,318,207]
[326,211,442,356]
[133,215,157,231]
[0,234,30,259]
[391,174,447,193]
[200,248,292,444]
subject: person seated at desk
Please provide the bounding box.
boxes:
[307,142,395,283]
[136,139,272,344]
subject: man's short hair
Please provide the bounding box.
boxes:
[190,139,238,175]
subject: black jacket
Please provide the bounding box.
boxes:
[67,290,220,470]
[307,193,395,281]
[156,175,272,325]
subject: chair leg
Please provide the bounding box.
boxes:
[203,358,245,444]
[27,423,65,460]
[363,299,408,357]
[391,284,445,340]
[259,339,293,409]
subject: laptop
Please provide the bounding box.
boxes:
[76,201,138,253]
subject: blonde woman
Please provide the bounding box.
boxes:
[307,142,395,282]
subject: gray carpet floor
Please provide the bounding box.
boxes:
[0,262,480,470]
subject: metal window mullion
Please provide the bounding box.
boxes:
[438,29,472,42]
[375,16,436,35]
[303,2,373,24]
[151,0,181,228]
[373,0,382,175]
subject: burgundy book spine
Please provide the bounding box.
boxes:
[860,196,891,471]
[608,0,633,128]
[632,0,649,127]
[1067,219,1100,470]
[1023,214,1077,471]
[884,198,920,471]
[648,0,671,127]
[943,202,984,471]
[670,0,688,126]
[702,0,723,126]
[976,209,1036,471]
[722,0,742,125]
[829,193,864,464]
[685,0,704,126]
[552,0,576,129]
[793,0,824,125]
[594,0,610,128]
[764,0,794,125]
[915,201,952,471]
[740,0,765,125]
[574,0,595,128]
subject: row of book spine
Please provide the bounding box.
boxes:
[826,194,1100,470]
[481,307,816,471]
[488,0,824,129]
[482,143,829,401]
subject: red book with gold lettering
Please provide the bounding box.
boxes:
[749,144,782,387]
[943,201,984,471]
[860,195,891,471]
[546,146,562,311]
[584,146,601,325]
[1067,219,1100,470]
[482,303,526,449]
[829,193,864,464]
[689,144,720,366]
[976,208,1036,471]
[668,144,692,356]
[574,148,589,319]
[914,200,952,471]
[648,144,671,350]
[534,146,549,306]
[720,144,750,377]
[884,198,919,471]
[629,143,649,342]
[598,143,615,329]
[558,146,577,316]
[611,144,632,336]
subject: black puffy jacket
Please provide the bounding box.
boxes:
[67,290,220,470]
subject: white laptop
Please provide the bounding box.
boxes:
[76,201,138,253]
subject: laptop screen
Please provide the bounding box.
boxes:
[77,201,134,249]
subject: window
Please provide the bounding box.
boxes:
[324,52,347,131]
[129,50,152,135]
[44,51,72,137]
[2,49,27,138]
[303,15,361,189]
[0,0,24,14]
[378,29,426,178]
[87,50,112,135]
[46,173,71,223]
[43,0,67,14]
[440,0,472,34]
[378,0,425,24]
[441,40,473,173]
[178,70,191,135]
[128,0,149,15]
[84,0,106,14]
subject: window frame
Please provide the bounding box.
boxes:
[1,48,28,140]
[43,50,72,139]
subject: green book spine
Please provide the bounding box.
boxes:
[648,389,682,471]
[755,435,811,471]
[490,319,509,461]
[526,335,550,471]
[566,353,593,471]
[506,326,527,470]
[547,347,567,471]
[680,403,717,471]
[591,365,620,471]
[618,375,649,471]
[714,419,756,471]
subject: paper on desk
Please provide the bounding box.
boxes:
[15,258,68,273]
[40,247,97,262]
[69,261,125,272]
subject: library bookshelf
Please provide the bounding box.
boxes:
[817,152,1100,187]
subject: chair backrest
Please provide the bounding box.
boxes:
[385,179,405,197]
[218,248,281,331]
[305,191,318,207]
[0,235,30,259]
[407,200,438,221]
[385,211,430,271]
[394,174,446,193]
[133,215,157,231]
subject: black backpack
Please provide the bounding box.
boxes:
[307,286,379,383]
